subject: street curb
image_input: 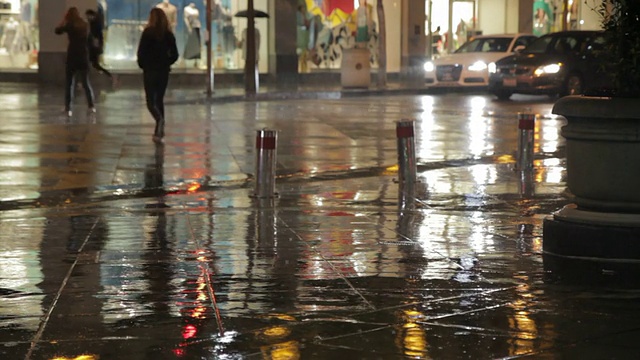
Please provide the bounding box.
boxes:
[168,86,436,105]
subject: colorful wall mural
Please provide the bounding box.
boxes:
[298,0,379,71]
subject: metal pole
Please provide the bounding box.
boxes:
[253,129,277,198]
[396,119,417,185]
[426,0,433,59]
[518,169,535,198]
[206,0,213,96]
[516,112,535,171]
[245,0,257,95]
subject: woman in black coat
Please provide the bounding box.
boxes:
[137,8,179,143]
[55,7,95,116]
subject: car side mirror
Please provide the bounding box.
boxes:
[513,45,525,53]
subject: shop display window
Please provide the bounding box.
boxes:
[297,0,380,72]
[0,0,38,69]
[102,0,268,72]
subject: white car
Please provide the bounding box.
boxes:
[424,34,537,88]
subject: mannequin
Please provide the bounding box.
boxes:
[183,3,201,63]
[20,0,33,53]
[1,16,19,54]
[240,27,260,65]
[156,0,177,31]
[20,0,31,23]
[355,0,373,45]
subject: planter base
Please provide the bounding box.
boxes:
[543,253,640,288]
[543,204,640,261]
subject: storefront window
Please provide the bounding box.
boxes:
[533,0,581,36]
[533,0,553,36]
[103,0,268,72]
[297,0,380,72]
[425,0,476,58]
[0,0,38,69]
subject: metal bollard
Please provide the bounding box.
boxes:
[518,169,535,198]
[253,129,278,198]
[396,119,417,185]
[516,112,535,170]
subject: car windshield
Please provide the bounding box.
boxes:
[455,37,513,53]
[523,35,553,53]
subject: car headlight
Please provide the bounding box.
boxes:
[488,62,497,74]
[534,63,562,76]
[468,61,487,72]
[424,61,435,72]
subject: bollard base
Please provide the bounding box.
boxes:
[250,192,280,199]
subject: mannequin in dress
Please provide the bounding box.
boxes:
[355,0,374,45]
[239,27,260,65]
[155,0,177,31]
[183,2,201,65]
[1,16,20,55]
[20,0,33,53]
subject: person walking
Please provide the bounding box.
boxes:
[86,9,118,88]
[55,7,95,116]
[137,8,179,143]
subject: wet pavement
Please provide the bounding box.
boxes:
[1,82,640,359]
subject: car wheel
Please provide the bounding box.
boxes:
[493,91,512,100]
[563,74,583,96]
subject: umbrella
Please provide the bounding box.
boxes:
[235,9,269,18]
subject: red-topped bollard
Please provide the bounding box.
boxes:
[396,119,417,185]
[516,112,536,171]
[253,129,278,198]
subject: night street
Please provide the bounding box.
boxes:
[1,83,639,359]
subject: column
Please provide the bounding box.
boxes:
[267,0,297,81]
[401,0,426,77]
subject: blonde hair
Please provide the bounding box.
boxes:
[145,8,172,39]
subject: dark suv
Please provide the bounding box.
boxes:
[487,30,611,100]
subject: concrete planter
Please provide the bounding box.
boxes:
[554,96,640,212]
[543,95,640,262]
[341,48,371,88]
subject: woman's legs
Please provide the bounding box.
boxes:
[156,71,169,120]
[77,69,95,108]
[64,67,75,112]
[143,70,166,140]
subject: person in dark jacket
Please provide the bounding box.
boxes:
[55,7,95,116]
[86,9,117,87]
[137,8,179,143]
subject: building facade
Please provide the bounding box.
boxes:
[0,0,602,83]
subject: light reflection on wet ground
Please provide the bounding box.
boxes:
[1,84,639,359]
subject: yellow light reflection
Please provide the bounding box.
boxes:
[190,305,206,319]
[404,324,428,358]
[396,309,428,358]
[187,183,201,192]
[51,356,98,360]
[496,154,515,164]
[261,340,300,360]
[384,164,399,175]
[507,282,538,356]
[263,326,291,338]
[532,238,543,253]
